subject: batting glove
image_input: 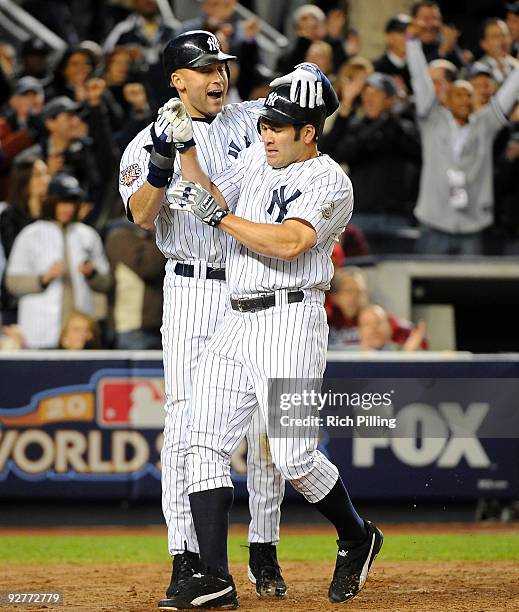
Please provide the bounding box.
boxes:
[170,181,228,227]
[147,111,176,188]
[270,63,324,108]
[159,98,195,153]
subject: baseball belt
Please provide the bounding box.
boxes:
[230,290,304,313]
[174,262,226,281]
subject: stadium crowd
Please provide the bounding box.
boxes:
[0,0,518,350]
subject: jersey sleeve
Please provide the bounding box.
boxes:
[118,125,153,220]
[284,168,354,245]
[210,145,254,212]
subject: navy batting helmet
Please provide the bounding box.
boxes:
[162,30,236,80]
[257,84,327,139]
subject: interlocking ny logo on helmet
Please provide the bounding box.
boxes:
[258,84,327,139]
[162,30,236,78]
[207,35,220,52]
[266,92,279,107]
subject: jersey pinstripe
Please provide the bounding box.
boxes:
[119,100,285,556]
[211,142,353,296]
[184,141,354,512]
[119,100,263,263]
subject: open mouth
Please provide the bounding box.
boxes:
[207,90,223,99]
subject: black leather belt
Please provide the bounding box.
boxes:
[174,262,226,281]
[231,290,304,313]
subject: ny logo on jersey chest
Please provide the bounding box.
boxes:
[228,136,251,159]
[267,185,301,222]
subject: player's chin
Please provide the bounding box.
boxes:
[265,151,281,168]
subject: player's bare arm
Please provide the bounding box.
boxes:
[218,215,316,261]
[170,180,317,261]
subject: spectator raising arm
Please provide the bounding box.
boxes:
[406,22,437,117]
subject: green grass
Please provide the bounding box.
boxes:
[2,534,519,565]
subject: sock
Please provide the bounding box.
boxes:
[189,487,234,579]
[314,477,367,545]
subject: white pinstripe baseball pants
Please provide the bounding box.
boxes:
[161,261,284,555]
[185,290,340,503]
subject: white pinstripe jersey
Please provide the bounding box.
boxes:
[119,100,263,263]
[212,142,353,297]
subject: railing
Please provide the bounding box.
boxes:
[0,0,66,50]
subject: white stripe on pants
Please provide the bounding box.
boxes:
[161,261,284,555]
[186,292,339,504]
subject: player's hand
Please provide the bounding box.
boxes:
[170,181,228,227]
[270,63,324,108]
[158,98,195,153]
[148,105,177,188]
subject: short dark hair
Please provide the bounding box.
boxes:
[411,1,440,18]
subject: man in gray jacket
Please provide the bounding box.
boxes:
[406,20,519,255]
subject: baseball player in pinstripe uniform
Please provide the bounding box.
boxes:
[119,30,338,605]
[157,85,383,609]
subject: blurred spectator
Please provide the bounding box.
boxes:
[178,0,262,101]
[18,39,52,84]
[277,4,347,75]
[506,2,519,57]
[357,304,426,352]
[478,18,519,85]
[5,173,111,349]
[46,47,97,101]
[105,219,165,349]
[114,76,154,151]
[428,58,458,105]
[407,23,519,255]
[328,57,373,123]
[305,40,334,76]
[103,0,176,108]
[59,310,101,349]
[16,94,118,211]
[494,105,519,254]
[373,14,412,93]
[0,155,50,259]
[45,47,125,130]
[468,62,497,110]
[0,43,16,106]
[321,73,420,253]
[0,324,25,350]
[0,77,45,201]
[327,268,427,349]
[411,0,465,67]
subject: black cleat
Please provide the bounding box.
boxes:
[166,550,201,598]
[328,521,383,604]
[248,543,287,598]
[159,573,239,610]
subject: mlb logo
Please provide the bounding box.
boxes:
[97,377,165,429]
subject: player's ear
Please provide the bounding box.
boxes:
[303,124,316,144]
[171,71,186,93]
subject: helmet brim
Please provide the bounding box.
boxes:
[186,51,237,68]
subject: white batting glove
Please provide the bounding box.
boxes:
[158,98,195,152]
[270,63,324,109]
[169,181,228,226]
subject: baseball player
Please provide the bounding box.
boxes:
[158,85,383,610]
[119,30,338,603]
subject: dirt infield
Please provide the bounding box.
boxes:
[1,560,518,612]
[1,525,518,611]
